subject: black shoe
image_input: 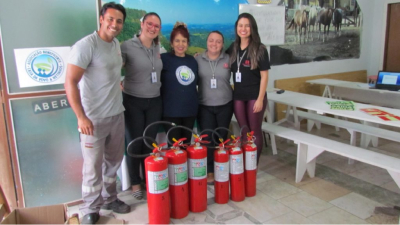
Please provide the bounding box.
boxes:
[101,199,131,214]
[81,212,100,224]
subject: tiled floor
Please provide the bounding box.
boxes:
[67,123,400,224]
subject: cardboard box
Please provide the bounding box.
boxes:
[0,204,6,220]
[1,203,124,224]
[1,204,66,224]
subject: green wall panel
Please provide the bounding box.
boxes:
[0,0,98,94]
[1,0,98,207]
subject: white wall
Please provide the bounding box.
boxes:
[369,0,400,75]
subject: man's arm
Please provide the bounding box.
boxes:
[64,64,94,135]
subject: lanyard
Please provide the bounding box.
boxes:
[236,50,247,72]
[208,58,219,79]
[140,41,155,71]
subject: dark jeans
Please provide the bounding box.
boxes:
[123,93,162,186]
[197,101,234,173]
[163,116,196,146]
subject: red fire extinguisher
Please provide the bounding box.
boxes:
[164,137,189,219]
[214,138,230,204]
[127,137,170,224]
[186,134,209,212]
[228,135,245,202]
[243,131,257,197]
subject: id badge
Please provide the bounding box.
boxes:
[211,78,217,89]
[235,72,241,82]
[151,72,157,83]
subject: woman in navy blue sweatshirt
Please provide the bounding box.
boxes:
[161,22,199,144]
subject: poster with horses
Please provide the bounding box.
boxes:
[271,0,362,66]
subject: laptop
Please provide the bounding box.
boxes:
[375,71,400,91]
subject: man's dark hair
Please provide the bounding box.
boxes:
[100,2,126,22]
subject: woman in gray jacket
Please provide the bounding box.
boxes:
[195,31,233,185]
[121,12,163,200]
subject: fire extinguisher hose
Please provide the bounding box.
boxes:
[239,125,249,143]
[142,121,176,149]
[166,125,196,146]
[127,136,158,158]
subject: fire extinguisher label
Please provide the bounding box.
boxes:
[168,162,188,185]
[188,158,207,179]
[215,162,229,182]
[217,150,226,154]
[232,147,241,152]
[147,169,169,194]
[230,154,244,174]
[245,151,257,170]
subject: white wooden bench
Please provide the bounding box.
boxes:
[288,110,400,149]
[260,122,400,188]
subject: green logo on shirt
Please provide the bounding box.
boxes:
[176,66,195,85]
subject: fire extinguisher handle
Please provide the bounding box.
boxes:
[200,128,222,145]
[127,136,158,158]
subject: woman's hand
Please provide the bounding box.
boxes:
[253,99,263,113]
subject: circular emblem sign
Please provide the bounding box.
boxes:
[25,49,64,83]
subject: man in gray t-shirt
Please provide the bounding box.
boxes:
[64,2,130,224]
